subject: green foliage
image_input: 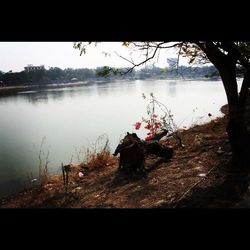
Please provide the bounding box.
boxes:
[2,71,30,85]
[73,42,99,56]
[178,43,209,65]
[96,66,131,78]
[96,66,113,77]
[73,42,88,56]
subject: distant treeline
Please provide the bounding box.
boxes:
[0,65,242,86]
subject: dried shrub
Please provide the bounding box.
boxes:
[79,134,116,171]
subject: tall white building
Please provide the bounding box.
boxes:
[167,58,178,68]
[24,64,45,72]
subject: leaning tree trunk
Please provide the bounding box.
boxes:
[239,68,250,113]
[196,42,250,167]
[220,66,250,167]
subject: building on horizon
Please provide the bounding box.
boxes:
[167,58,178,68]
[24,64,45,72]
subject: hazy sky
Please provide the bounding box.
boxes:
[0,42,185,72]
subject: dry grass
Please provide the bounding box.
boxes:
[78,134,117,171]
[80,150,116,170]
[38,136,50,185]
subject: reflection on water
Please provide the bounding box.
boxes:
[168,81,177,97]
[0,83,97,104]
[20,85,96,104]
[18,91,38,94]
[0,179,28,198]
[0,79,227,198]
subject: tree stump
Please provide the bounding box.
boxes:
[113,133,146,172]
[113,132,173,173]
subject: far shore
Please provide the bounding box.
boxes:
[0,81,96,95]
[0,77,224,95]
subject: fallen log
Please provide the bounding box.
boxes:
[147,129,168,141]
[145,140,173,159]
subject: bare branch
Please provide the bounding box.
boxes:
[145,42,149,62]
[131,42,183,50]
[114,52,136,66]
[176,43,183,69]
[158,43,184,49]
[115,42,167,75]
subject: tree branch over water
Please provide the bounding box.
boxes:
[74,42,184,77]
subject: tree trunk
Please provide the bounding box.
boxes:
[239,68,250,113]
[226,116,250,167]
[194,42,250,167]
[219,66,250,167]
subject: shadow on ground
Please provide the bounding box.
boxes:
[171,161,250,208]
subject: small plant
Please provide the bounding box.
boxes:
[61,163,71,192]
[133,93,184,146]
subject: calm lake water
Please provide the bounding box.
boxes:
[0,79,227,198]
